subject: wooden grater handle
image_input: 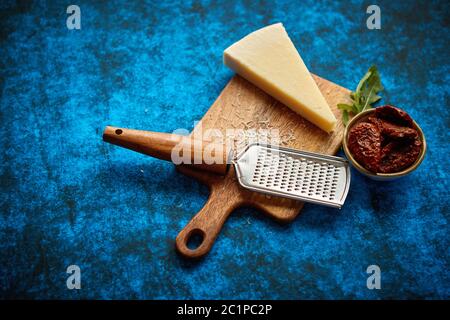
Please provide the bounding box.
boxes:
[103,126,231,175]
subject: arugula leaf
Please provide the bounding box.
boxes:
[337,103,357,113]
[342,110,349,126]
[338,65,384,124]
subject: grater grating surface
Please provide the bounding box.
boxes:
[233,144,351,208]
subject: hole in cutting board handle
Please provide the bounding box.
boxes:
[115,129,123,135]
[186,228,205,250]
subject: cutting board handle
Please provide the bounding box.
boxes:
[175,184,240,259]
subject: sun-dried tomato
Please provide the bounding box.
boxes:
[368,116,417,140]
[348,106,422,173]
[379,136,422,173]
[379,121,417,140]
[374,105,414,127]
[348,122,381,172]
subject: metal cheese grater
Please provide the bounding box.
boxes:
[232,144,351,208]
[102,127,351,209]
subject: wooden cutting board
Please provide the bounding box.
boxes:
[176,74,350,258]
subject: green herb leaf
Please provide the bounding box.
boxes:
[342,110,349,126]
[340,65,384,125]
[356,68,373,97]
[337,103,357,113]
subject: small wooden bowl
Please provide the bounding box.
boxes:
[342,109,426,181]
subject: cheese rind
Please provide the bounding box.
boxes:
[224,23,337,132]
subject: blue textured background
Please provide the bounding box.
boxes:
[0,0,449,299]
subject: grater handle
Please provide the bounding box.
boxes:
[175,187,240,259]
[103,126,231,175]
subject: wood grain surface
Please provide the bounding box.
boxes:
[176,74,351,258]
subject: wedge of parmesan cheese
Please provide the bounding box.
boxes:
[224,23,337,132]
